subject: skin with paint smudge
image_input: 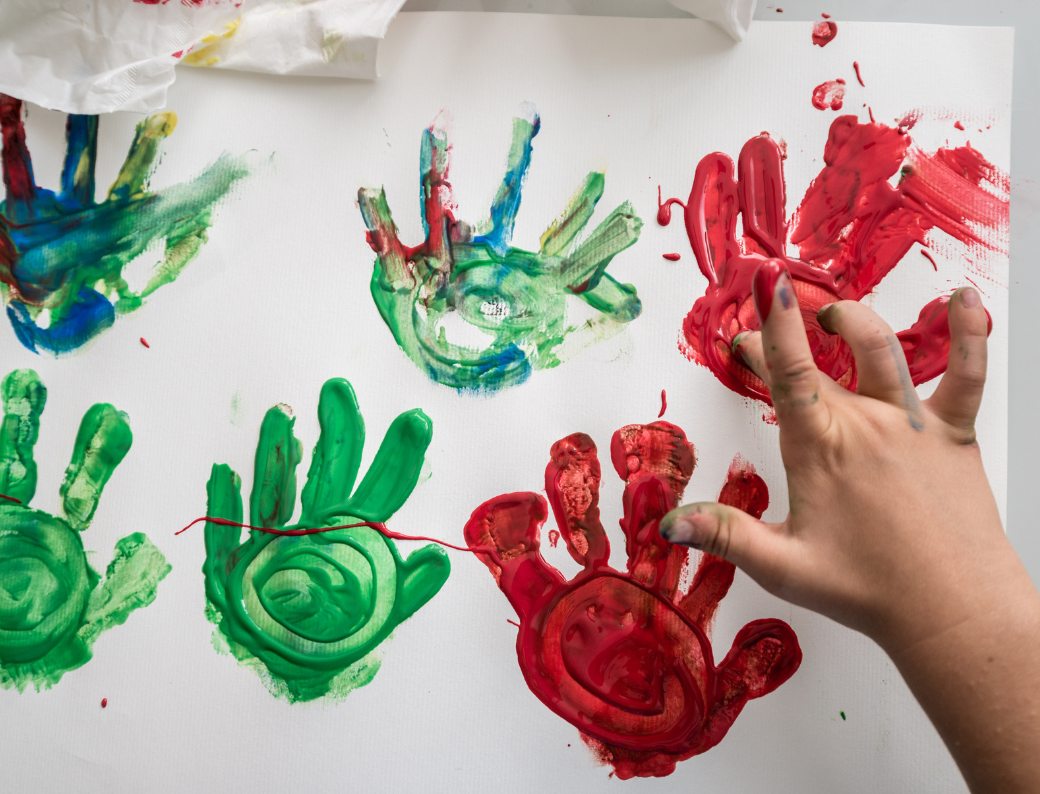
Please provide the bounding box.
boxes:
[359,112,642,392]
[0,369,170,691]
[658,115,1008,407]
[662,268,1040,793]
[464,424,800,779]
[0,95,248,354]
[203,378,450,702]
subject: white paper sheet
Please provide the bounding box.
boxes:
[0,14,1011,793]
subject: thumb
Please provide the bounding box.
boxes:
[660,502,790,590]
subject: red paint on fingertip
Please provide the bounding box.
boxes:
[752,260,784,324]
[812,20,838,46]
[812,79,846,111]
[662,252,681,261]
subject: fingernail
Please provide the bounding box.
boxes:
[960,287,980,308]
[817,303,837,333]
[660,508,709,549]
[731,332,748,355]
[753,259,790,324]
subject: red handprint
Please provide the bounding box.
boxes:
[659,114,1008,404]
[464,422,801,779]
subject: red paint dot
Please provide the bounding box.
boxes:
[100,697,108,709]
[812,20,838,47]
[954,120,965,131]
[548,529,560,548]
[662,252,681,262]
[853,61,865,87]
[139,337,151,349]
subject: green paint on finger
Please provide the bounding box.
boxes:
[203,378,450,702]
[0,369,170,691]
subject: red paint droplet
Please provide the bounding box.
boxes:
[139,337,150,348]
[812,20,838,47]
[853,61,865,87]
[954,120,965,131]
[100,698,108,708]
[920,249,938,271]
[658,389,668,418]
[776,6,784,12]
[662,252,681,262]
[812,79,846,111]
[821,12,831,19]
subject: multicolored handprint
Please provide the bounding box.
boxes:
[0,95,248,354]
[358,110,643,392]
[464,422,801,779]
[0,369,170,691]
[203,378,450,702]
[658,114,1008,404]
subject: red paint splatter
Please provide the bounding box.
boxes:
[965,275,983,292]
[548,529,561,548]
[920,249,938,271]
[897,110,920,131]
[657,115,1008,406]
[867,106,876,123]
[658,389,668,418]
[812,20,838,47]
[464,427,800,779]
[100,698,108,708]
[812,79,846,111]
[853,61,865,87]
[954,120,965,131]
[662,252,681,262]
[139,337,150,348]
[0,493,21,504]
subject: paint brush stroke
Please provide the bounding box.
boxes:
[0,95,248,354]
[658,114,1008,405]
[464,425,800,779]
[359,109,642,393]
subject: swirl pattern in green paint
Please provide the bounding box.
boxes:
[203,378,450,702]
[0,369,171,691]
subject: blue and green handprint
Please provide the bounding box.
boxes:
[203,378,450,702]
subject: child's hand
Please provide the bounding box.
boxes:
[661,258,1040,793]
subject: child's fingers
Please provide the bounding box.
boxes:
[927,288,989,436]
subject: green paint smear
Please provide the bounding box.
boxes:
[203,378,450,702]
[0,369,171,691]
[359,114,643,392]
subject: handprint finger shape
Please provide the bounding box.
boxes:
[203,378,450,702]
[659,115,1008,404]
[0,369,170,691]
[464,421,801,779]
[0,95,248,354]
[359,109,643,392]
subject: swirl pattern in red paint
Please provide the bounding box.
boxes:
[464,422,801,779]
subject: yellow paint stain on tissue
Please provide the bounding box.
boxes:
[184,18,241,67]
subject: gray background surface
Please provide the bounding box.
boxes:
[404,0,1040,582]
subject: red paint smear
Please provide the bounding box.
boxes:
[658,389,668,418]
[139,337,150,348]
[920,249,938,271]
[177,516,498,557]
[100,698,108,709]
[657,114,1008,406]
[812,79,846,111]
[954,120,965,131]
[548,529,560,548]
[853,61,865,87]
[464,427,800,779]
[812,20,838,47]
[0,493,21,504]
[662,252,681,262]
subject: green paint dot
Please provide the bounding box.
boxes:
[840,710,847,721]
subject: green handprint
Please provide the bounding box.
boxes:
[358,110,643,392]
[0,369,170,691]
[203,378,450,702]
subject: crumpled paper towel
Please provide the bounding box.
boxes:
[668,0,757,41]
[0,0,405,115]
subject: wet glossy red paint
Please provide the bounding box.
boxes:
[464,426,800,778]
[812,20,838,47]
[662,252,681,261]
[657,115,1008,405]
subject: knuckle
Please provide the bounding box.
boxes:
[704,510,736,560]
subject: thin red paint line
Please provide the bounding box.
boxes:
[176,515,497,556]
[965,275,983,292]
[853,61,865,87]
[658,389,668,418]
[920,249,938,271]
[506,618,521,629]
[0,493,21,504]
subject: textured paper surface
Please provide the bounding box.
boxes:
[0,14,1010,793]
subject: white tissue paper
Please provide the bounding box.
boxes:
[0,0,405,115]
[668,0,757,41]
